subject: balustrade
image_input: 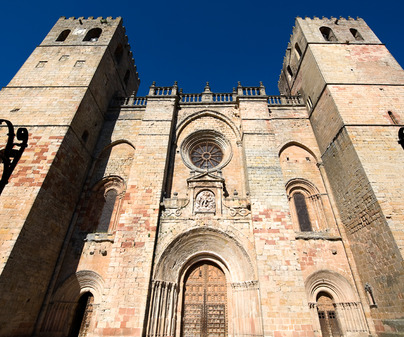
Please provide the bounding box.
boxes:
[110,83,303,108]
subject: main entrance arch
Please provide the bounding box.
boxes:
[182,261,227,337]
[146,227,263,337]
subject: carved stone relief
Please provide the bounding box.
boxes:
[194,190,215,213]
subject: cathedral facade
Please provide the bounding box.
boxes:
[0,16,403,337]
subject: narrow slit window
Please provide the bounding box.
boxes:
[287,65,293,78]
[114,44,124,64]
[124,70,130,87]
[97,189,118,232]
[307,96,313,110]
[293,192,312,231]
[295,43,302,59]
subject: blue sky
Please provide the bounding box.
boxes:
[0,0,403,96]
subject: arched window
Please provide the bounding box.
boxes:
[83,28,102,42]
[97,188,118,232]
[320,26,337,41]
[295,42,302,59]
[85,177,125,234]
[56,29,70,42]
[69,292,94,337]
[286,179,326,232]
[350,28,364,41]
[293,192,312,231]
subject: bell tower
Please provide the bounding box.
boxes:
[0,17,139,336]
[279,16,404,335]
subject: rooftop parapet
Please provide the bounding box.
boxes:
[110,82,304,108]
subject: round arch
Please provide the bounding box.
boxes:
[147,228,262,337]
[154,227,256,283]
[52,270,105,304]
[40,271,105,334]
[305,270,358,303]
[278,140,320,162]
[176,110,242,142]
[286,178,320,196]
[305,270,369,335]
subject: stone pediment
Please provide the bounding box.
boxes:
[187,171,224,187]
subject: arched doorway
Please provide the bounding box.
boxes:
[69,292,94,337]
[182,261,227,337]
[305,270,369,337]
[316,292,342,337]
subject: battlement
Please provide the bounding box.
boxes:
[293,16,381,44]
[278,15,384,95]
[41,16,125,45]
[33,16,140,93]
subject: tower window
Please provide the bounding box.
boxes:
[83,28,102,42]
[293,192,312,231]
[56,29,70,42]
[306,96,313,110]
[295,43,302,59]
[114,44,124,64]
[81,130,89,143]
[97,189,118,232]
[124,70,130,87]
[287,65,293,78]
[350,28,364,41]
[319,26,337,41]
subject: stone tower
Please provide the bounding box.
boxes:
[0,16,139,336]
[278,16,404,335]
[0,16,403,337]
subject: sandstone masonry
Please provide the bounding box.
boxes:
[0,15,403,337]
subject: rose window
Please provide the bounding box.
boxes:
[181,130,232,172]
[190,142,223,169]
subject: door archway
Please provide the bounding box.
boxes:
[182,261,227,337]
[316,292,342,337]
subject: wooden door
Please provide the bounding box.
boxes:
[182,262,227,337]
[317,293,342,337]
